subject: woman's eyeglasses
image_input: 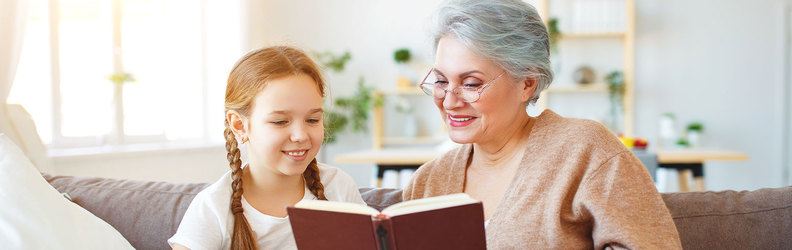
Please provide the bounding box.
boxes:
[419,69,506,103]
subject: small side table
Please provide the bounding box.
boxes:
[656,149,748,192]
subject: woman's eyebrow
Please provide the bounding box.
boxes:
[433,68,484,78]
[458,70,483,78]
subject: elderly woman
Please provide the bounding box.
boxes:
[402,0,681,248]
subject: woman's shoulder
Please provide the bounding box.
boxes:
[533,110,625,152]
[536,110,613,137]
[412,144,469,181]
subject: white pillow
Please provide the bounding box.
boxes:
[0,134,134,249]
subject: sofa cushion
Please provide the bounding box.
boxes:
[662,187,792,249]
[44,174,792,250]
[44,174,208,250]
[359,187,403,211]
[0,133,133,250]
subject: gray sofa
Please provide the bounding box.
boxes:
[44,175,791,250]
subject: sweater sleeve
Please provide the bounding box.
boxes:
[402,158,439,201]
[576,151,682,250]
[401,162,426,201]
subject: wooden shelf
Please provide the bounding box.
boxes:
[539,0,635,136]
[560,32,625,39]
[545,83,608,93]
[372,89,439,149]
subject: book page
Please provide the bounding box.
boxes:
[294,200,380,216]
[382,193,478,217]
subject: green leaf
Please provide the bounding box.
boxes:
[686,122,704,132]
[314,51,352,73]
[393,48,411,64]
[323,110,348,144]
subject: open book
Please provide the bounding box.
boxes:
[287,193,486,250]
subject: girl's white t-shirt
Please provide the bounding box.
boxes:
[168,163,365,250]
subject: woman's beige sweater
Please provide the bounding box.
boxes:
[403,110,681,249]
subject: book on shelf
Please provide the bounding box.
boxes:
[287,193,486,250]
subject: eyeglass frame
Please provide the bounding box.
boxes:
[418,69,507,103]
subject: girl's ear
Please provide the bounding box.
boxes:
[226,110,248,139]
[520,77,538,103]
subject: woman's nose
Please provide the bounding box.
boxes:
[442,89,465,110]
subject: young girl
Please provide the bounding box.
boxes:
[169,46,366,250]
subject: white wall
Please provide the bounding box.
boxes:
[634,0,789,190]
[52,146,229,183]
[53,0,792,190]
[785,4,792,187]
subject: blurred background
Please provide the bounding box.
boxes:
[1,0,790,192]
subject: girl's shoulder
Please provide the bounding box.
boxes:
[315,163,356,187]
[315,163,364,203]
[189,171,234,212]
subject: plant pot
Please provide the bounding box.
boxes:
[402,114,418,138]
[659,115,677,148]
[396,64,417,90]
[687,131,701,148]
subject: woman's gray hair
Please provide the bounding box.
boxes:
[431,0,553,104]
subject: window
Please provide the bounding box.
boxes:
[9,0,243,148]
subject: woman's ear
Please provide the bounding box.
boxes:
[226,110,248,140]
[520,77,538,103]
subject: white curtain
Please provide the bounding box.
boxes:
[0,0,28,149]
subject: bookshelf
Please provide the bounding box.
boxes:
[535,0,635,136]
[371,87,445,150]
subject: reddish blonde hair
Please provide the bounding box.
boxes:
[224,46,327,250]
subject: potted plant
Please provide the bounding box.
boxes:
[332,77,383,134]
[686,122,704,147]
[604,70,625,132]
[314,51,352,73]
[548,18,561,53]
[393,96,417,138]
[393,48,414,89]
[312,51,381,158]
[393,48,411,64]
[675,137,690,148]
[548,18,562,75]
[659,112,678,148]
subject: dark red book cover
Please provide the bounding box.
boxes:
[287,202,486,250]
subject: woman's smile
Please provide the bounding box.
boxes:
[448,114,478,127]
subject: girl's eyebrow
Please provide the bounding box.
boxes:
[269,108,324,115]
